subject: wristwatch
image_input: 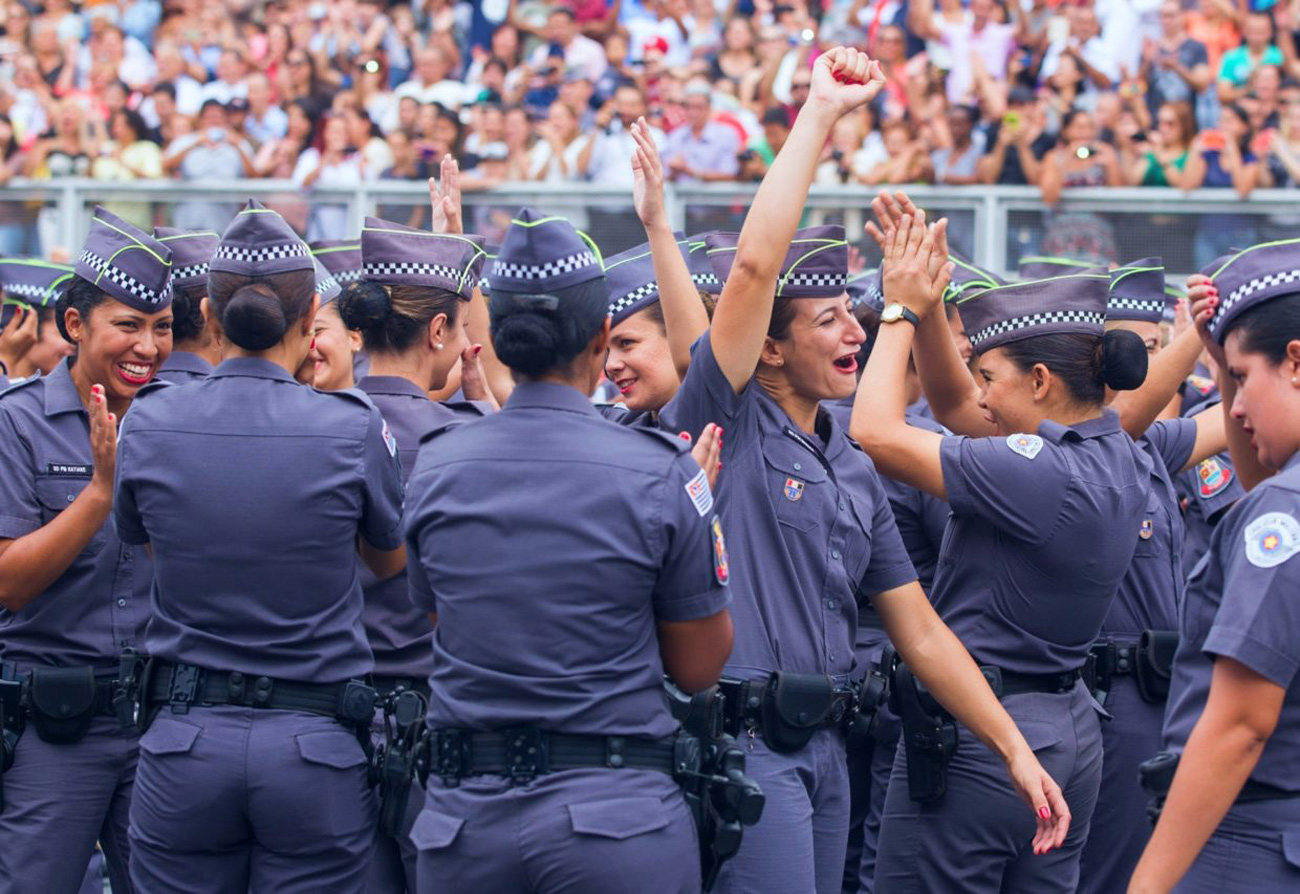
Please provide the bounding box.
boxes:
[881,303,920,327]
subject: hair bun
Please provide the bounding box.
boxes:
[492,310,563,377]
[222,283,287,351]
[1101,328,1148,392]
[337,280,391,333]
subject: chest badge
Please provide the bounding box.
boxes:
[711,515,730,586]
[1244,512,1300,568]
[1139,519,1154,540]
[784,478,805,502]
[1196,457,1233,498]
[1006,433,1044,460]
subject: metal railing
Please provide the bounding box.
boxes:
[2,178,1294,278]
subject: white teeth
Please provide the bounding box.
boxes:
[120,363,151,377]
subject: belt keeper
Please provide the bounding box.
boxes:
[252,676,273,707]
[1116,647,1134,675]
[605,736,626,769]
[168,664,200,715]
[227,672,246,703]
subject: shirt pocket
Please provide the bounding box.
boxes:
[34,476,106,557]
[567,795,672,840]
[845,495,879,587]
[761,433,828,534]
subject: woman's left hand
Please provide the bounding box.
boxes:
[429,154,463,235]
[877,207,950,319]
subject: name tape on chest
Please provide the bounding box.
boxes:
[685,468,714,517]
[46,462,93,477]
[1244,511,1300,569]
[1196,457,1233,499]
[1006,433,1044,460]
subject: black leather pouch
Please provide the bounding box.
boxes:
[1136,630,1179,704]
[761,672,833,754]
[27,666,96,744]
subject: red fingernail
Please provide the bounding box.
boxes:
[473,345,482,357]
[1038,807,1050,820]
[679,432,691,441]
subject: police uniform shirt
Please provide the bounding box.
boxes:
[0,361,151,669]
[595,403,660,429]
[931,412,1151,675]
[1163,451,1300,790]
[113,357,405,682]
[155,350,214,385]
[1101,418,1197,636]
[404,382,730,739]
[1175,399,1245,578]
[660,332,916,680]
[355,374,488,679]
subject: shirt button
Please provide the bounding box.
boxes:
[832,550,841,559]
[793,462,802,471]
[839,501,845,511]
[117,598,126,607]
[66,494,74,503]
[826,598,837,609]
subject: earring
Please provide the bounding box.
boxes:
[435,343,444,351]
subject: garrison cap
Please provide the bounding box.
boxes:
[604,236,694,324]
[477,245,499,297]
[312,255,342,305]
[847,268,884,311]
[154,227,218,294]
[1107,258,1171,324]
[75,206,174,312]
[360,217,486,300]
[685,232,725,293]
[704,226,848,298]
[958,269,1110,354]
[1017,255,1099,281]
[1206,238,1300,344]
[210,199,313,276]
[310,240,364,287]
[0,258,75,327]
[945,252,1005,302]
[488,207,603,294]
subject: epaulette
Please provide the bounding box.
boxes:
[134,377,174,400]
[442,399,493,419]
[630,424,691,454]
[417,417,469,448]
[322,385,381,413]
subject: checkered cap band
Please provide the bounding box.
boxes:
[1210,267,1300,337]
[171,262,209,286]
[337,268,364,283]
[2,281,48,299]
[782,272,847,291]
[493,250,600,283]
[78,250,172,308]
[1107,296,1166,317]
[969,309,1106,349]
[692,272,720,288]
[317,271,340,295]
[365,261,460,282]
[609,281,660,317]
[214,242,311,265]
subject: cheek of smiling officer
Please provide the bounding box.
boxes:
[116,200,405,894]
[311,238,369,380]
[404,207,733,894]
[0,207,175,894]
[152,228,220,384]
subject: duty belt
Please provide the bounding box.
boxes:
[371,675,431,701]
[144,661,376,725]
[1140,751,1300,823]
[980,666,1081,698]
[717,676,857,737]
[422,727,682,785]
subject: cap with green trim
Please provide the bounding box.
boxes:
[957,269,1110,354]
[360,216,486,300]
[75,206,173,311]
[488,207,604,294]
[1107,258,1172,324]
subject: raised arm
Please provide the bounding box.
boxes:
[629,119,708,381]
[1112,325,1205,437]
[710,47,886,394]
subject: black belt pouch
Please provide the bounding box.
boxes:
[761,672,833,754]
[27,667,97,744]
[1135,631,1179,704]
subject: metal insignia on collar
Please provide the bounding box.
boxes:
[784,478,805,502]
[1139,519,1154,540]
[711,514,729,586]
[1244,511,1300,569]
[1196,457,1233,499]
[1006,433,1044,460]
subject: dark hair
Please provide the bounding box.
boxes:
[199,98,227,117]
[170,284,208,344]
[54,278,111,344]
[761,106,790,128]
[338,279,462,353]
[0,114,16,159]
[1000,330,1147,405]
[768,296,798,340]
[209,268,316,351]
[1059,107,1089,145]
[1223,293,1300,364]
[491,279,607,377]
[113,108,149,143]
[152,82,177,101]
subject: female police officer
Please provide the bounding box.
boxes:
[403,206,733,894]
[0,207,174,894]
[153,228,220,384]
[855,196,1151,893]
[659,49,1069,894]
[1128,239,1300,893]
[339,215,489,892]
[114,200,406,894]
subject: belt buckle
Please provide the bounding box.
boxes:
[168,665,201,715]
[503,727,549,782]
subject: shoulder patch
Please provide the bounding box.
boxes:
[1244,511,1300,568]
[1196,457,1234,499]
[1006,433,1044,460]
[1185,374,1215,397]
[711,514,729,586]
[685,468,714,517]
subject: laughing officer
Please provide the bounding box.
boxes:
[0,207,174,894]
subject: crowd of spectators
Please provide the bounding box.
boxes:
[1,0,1299,262]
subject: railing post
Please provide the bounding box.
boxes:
[58,181,81,257]
[978,189,1005,275]
[664,183,685,233]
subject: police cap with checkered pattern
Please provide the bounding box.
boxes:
[154,227,218,294]
[685,232,726,294]
[1107,258,1172,324]
[0,257,75,327]
[703,225,849,298]
[311,255,342,305]
[209,199,314,277]
[1017,255,1100,281]
[847,268,883,311]
[309,239,364,286]
[957,268,1111,354]
[604,235,694,325]
[74,206,174,312]
[944,252,1005,303]
[360,216,486,300]
[1205,238,1300,344]
[488,207,604,295]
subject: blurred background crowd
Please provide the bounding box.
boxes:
[1,0,1298,270]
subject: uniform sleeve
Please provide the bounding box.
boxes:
[1186,452,1245,522]
[1202,491,1300,688]
[1144,417,1198,477]
[651,453,732,622]
[359,406,406,550]
[858,470,919,596]
[657,331,754,442]
[112,423,148,545]
[401,460,437,613]
[0,408,40,540]
[940,434,1069,545]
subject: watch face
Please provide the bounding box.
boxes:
[882,304,901,322]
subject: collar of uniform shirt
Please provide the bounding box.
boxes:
[504,381,601,416]
[1037,407,1122,443]
[210,356,299,383]
[42,358,86,417]
[160,351,215,375]
[356,375,428,399]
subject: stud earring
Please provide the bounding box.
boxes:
[435,343,444,351]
